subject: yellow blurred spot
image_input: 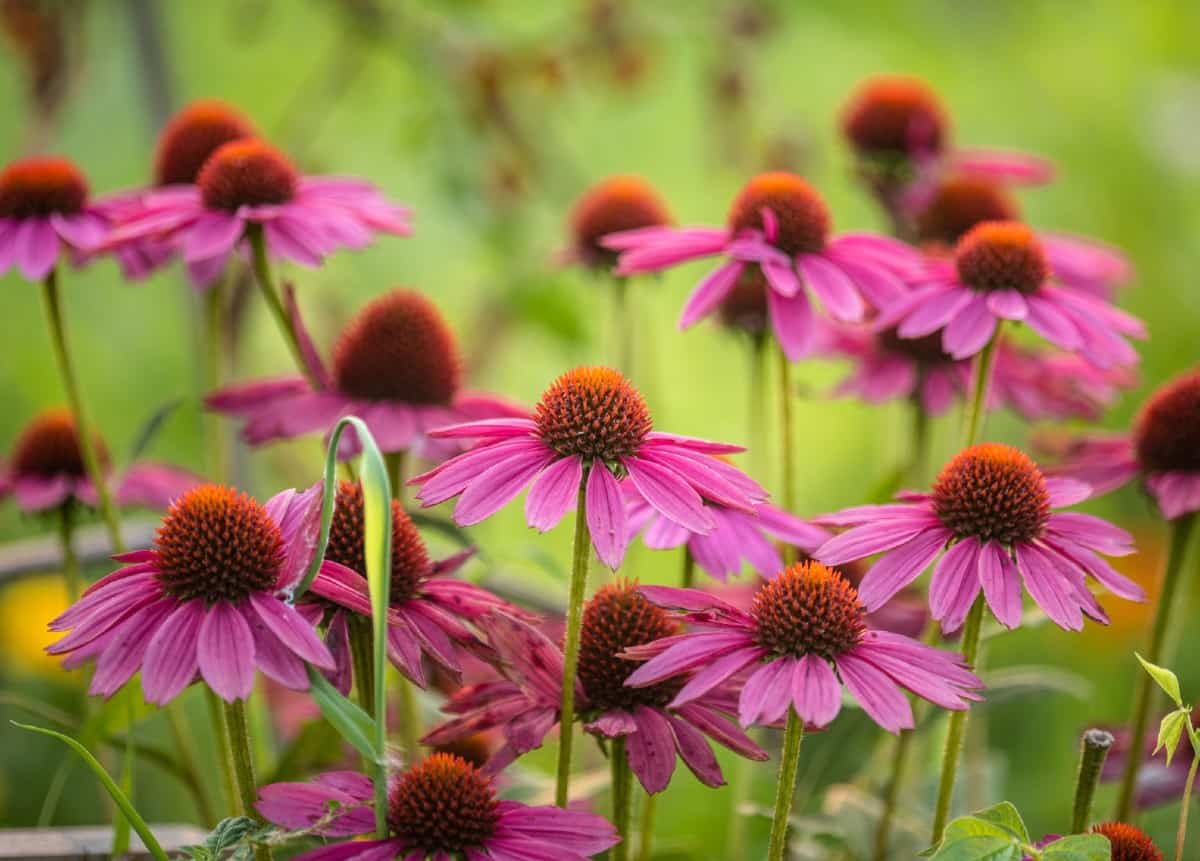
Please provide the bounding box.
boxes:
[0,574,71,678]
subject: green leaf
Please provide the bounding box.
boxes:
[304,666,377,761]
[11,721,168,861]
[181,817,263,860]
[1040,833,1112,860]
[1136,653,1184,707]
[930,835,1022,861]
[942,815,1020,843]
[971,801,1030,842]
[1156,708,1190,766]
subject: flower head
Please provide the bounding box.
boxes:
[0,407,201,514]
[624,562,982,733]
[424,590,767,794]
[257,756,619,861]
[605,172,919,359]
[0,156,110,279]
[567,175,671,269]
[207,288,524,463]
[106,137,411,287]
[1034,823,1163,861]
[306,480,517,691]
[46,483,334,703]
[841,75,948,162]
[817,443,1143,632]
[914,175,1021,247]
[411,365,766,568]
[153,100,256,187]
[1045,369,1200,520]
[878,220,1144,366]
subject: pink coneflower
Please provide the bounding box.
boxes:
[424,585,767,793]
[825,327,1134,421]
[0,156,111,280]
[627,486,829,582]
[305,480,519,692]
[0,408,202,513]
[410,365,764,569]
[878,221,1143,367]
[107,137,410,287]
[624,562,982,733]
[840,75,1054,187]
[816,443,1142,632]
[1033,823,1163,861]
[46,483,335,703]
[1046,370,1200,520]
[565,175,671,270]
[207,289,525,463]
[256,754,619,861]
[604,172,918,360]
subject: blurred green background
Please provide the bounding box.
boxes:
[1,1,1199,856]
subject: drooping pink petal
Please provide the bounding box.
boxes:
[14,217,60,280]
[986,289,1028,320]
[798,254,865,322]
[668,646,764,708]
[586,462,628,569]
[977,540,1023,629]
[942,294,998,359]
[625,705,678,794]
[624,632,758,688]
[524,454,583,532]
[248,593,335,669]
[815,514,939,565]
[141,600,204,704]
[768,286,815,361]
[183,211,243,262]
[197,601,257,701]
[665,712,724,787]
[1015,543,1084,631]
[928,538,981,626]
[835,652,914,733]
[678,260,746,329]
[738,658,793,727]
[856,529,952,611]
[894,287,973,338]
[452,448,556,525]
[89,599,175,698]
[791,654,842,728]
[622,456,714,534]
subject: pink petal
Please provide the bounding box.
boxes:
[183,211,243,262]
[978,540,1023,629]
[768,285,815,361]
[798,254,864,322]
[738,659,792,726]
[141,600,204,704]
[791,654,842,728]
[452,449,556,525]
[856,529,951,611]
[678,260,745,329]
[524,454,583,532]
[665,713,724,787]
[197,601,257,701]
[942,294,998,359]
[836,652,914,733]
[248,593,335,669]
[586,462,628,570]
[625,706,677,794]
[623,456,714,534]
[15,217,60,280]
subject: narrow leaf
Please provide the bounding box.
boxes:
[1155,709,1190,766]
[1136,653,1183,707]
[304,666,376,761]
[12,721,169,861]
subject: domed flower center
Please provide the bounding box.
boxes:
[752,562,866,659]
[154,100,256,186]
[932,443,1050,544]
[578,580,682,711]
[840,75,947,158]
[718,268,770,336]
[197,139,297,212]
[534,366,652,461]
[332,289,462,405]
[1133,371,1200,473]
[877,327,954,365]
[431,734,494,769]
[954,221,1047,295]
[916,176,1020,246]
[728,172,830,255]
[1090,822,1163,861]
[570,175,671,267]
[326,480,432,604]
[154,485,284,604]
[0,157,88,218]
[388,754,500,853]
[10,408,108,480]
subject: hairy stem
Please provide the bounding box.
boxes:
[223,698,272,861]
[767,708,806,861]
[1072,729,1114,834]
[611,738,633,861]
[247,227,319,388]
[556,479,592,807]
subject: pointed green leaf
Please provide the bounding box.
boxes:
[304,667,376,761]
[931,835,1022,861]
[942,814,1020,843]
[1155,708,1190,766]
[971,801,1029,842]
[11,721,168,861]
[1040,833,1111,860]
[1136,653,1183,707]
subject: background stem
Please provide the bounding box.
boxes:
[611,738,632,861]
[247,228,318,388]
[1071,729,1114,833]
[777,345,796,564]
[223,698,271,861]
[555,479,592,807]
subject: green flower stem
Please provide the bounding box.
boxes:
[613,275,633,376]
[556,479,592,807]
[930,596,986,844]
[223,698,272,861]
[777,345,796,565]
[681,548,695,588]
[747,337,768,481]
[611,738,633,861]
[1175,723,1200,861]
[162,705,218,826]
[1071,729,1114,833]
[39,269,124,554]
[1116,513,1197,820]
[637,791,656,861]
[247,227,319,388]
[873,725,916,860]
[960,332,1000,449]
[766,708,805,861]
[203,278,230,481]
[907,393,930,487]
[205,689,237,812]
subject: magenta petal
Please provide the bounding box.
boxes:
[678,260,745,329]
[197,602,257,701]
[586,463,628,570]
[836,652,914,733]
[89,600,174,697]
[930,539,984,633]
[895,287,972,338]
[15,217,60,280]
[761,257,800,298]
[1025,295,1083,351]
[798,254,864,322]
[452,449,555,526]
[856,529,951,611]
[524,455,583,532]
[141,600,204,704]
[1016,543,1084,631]
[986,289,1028,320]
[942,294,998,359]
[815,513,936,565]
[622,456,714,534]
[665,712,724,787]
[792,654,842,728]
[625,705,677,794]
[250,611,312,690]
[768,286,815,361]
[738,659,792,727]
[248,593,335,669]
[669,646,763,708]
[978,540,1023,629]
[183,211,243,262]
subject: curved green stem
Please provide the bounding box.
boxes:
[767,708,805,861]
[930,596,986,844]
[223,698,272,861]
[960,333,1000,449]
[247,227,319,388]
[777,345,796,564]
[1175,730,1200,861]
[40,269,124,554]
[1116,514,1197,820]
[611,738,633,861]
[556,479,592,807]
